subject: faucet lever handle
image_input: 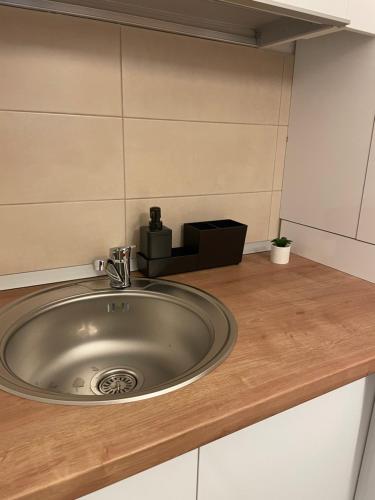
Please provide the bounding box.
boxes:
[110,246,132,262]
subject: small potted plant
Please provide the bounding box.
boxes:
[270,236,292,264]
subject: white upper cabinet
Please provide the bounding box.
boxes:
[357,124,375,244]
[268,0,375,34]
[347,0,375,35]
[281,31,375,237]
[269,0,349,19]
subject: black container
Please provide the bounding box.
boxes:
[137,247,199,278]
[140,207,172,259]
[184,219,247,269]
[137,218,247,278]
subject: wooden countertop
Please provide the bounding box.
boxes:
[1,253,375,499]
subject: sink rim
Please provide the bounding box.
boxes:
[0,277,237,405]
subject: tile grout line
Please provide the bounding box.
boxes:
[119,26,127,244]
[267,58,285,240]
[267,126,280,239]
[0,190,282,207]
[0,108,282,127]
[280,128,288,193]
[276,55,286,127]
[285,55,295,127]
[126,190,281,201]
[276,56,294,237]
[0,109,122,119]
[123,116,282,127]
[0,199,125,207]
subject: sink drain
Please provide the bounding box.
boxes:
[98,371,137,395]
[91,367,143,396]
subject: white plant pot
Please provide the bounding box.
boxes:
[270,244,291,265]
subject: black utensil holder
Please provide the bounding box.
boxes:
[184,219,247,269]
[137,219,247,277]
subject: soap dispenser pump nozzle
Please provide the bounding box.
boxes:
[149,206,163,231]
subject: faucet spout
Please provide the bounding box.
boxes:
[94,246,132,289]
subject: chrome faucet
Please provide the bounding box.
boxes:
[94,246,132,289]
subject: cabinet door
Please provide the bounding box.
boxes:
[347,0,375,35]
[357,123,375,244]
[269,0,348,19]
[80,450,198,500]
[355,402,375,500]
[198,378,375,500]
[281,31,375,237]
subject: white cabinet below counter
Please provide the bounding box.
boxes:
[80,450,198,500]
[198,377,375,500]
[355,397,375,500]
[80,377,375,500]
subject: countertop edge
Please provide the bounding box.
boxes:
[26,356,375,500]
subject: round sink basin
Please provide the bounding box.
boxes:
[0,278,236,405]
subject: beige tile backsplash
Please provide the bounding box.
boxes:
[122,26,285,124]
[0,201,125,274]
[0,6,293,275]
[124,119,278,198]
[0,7,122,116]
[0,112,124,204]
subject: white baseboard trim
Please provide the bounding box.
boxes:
[0,264,102,291]
[0,241,271,291]
[243,240,271,254]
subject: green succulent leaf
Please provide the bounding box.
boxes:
[271,236,292,247]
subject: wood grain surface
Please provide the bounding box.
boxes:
[1,253,375,499]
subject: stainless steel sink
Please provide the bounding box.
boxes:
[0,277,236,405]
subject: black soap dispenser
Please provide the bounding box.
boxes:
[140,207,172,259]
